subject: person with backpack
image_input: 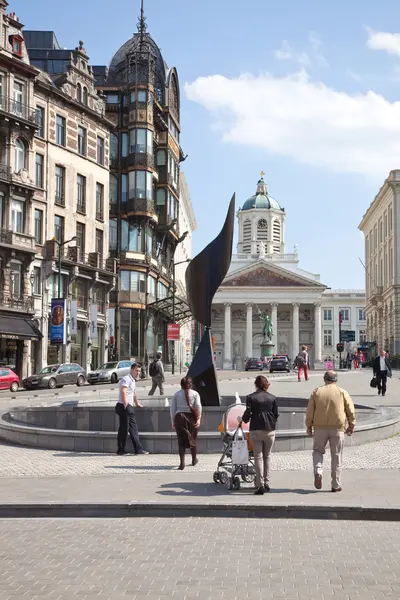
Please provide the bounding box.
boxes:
[148,352,165,395]
[295,345,309,382]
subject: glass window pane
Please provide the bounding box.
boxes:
[120,271,129,291]
[156,189,166,206]
[121,174,128,202]
[138,90,146,102]
[136,129,146,153]
[122,133,128,157]
[146,171,153,200]
[121,220,128,250]
[136,171,146,197]
[147,130,153,154]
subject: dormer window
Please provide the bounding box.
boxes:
[9,34,23,57]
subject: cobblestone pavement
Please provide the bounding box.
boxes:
[1,518,400,600]
[0,433,400,477]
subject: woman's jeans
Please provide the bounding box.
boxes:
[250,430,276,487]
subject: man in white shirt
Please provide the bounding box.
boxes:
[373,350,392,397]
[115,363,149,455]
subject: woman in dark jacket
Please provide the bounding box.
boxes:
[240,375,279,495]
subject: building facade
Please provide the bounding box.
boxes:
[0,3,115,378]
[359,169,400,355]
[211,175,366,369]
[94,6,188,364]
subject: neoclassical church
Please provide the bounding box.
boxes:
[211,175,366,369]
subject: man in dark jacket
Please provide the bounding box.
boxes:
[240,375,279,495]
[148,353,165,396]
[373,350,392,397]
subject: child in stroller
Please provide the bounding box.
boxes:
[213,403,256,490]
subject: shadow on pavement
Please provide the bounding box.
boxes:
[156,482,319,497]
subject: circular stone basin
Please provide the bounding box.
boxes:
[0,397,399,454]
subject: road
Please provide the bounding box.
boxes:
[1,517,400,600]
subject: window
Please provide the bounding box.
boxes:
[148,276,156,297]
[56,115,66,146]
[54,215,64,243]
[323,309,332,321]
[122,133,128,157]
[128,170,152,200]
[359,330,367,343]
[109,175,117,205]
[13,81,23,114]
[340,309,349,322]
[34,209,43,244]
[358,309,366,321]
[323,329,332,347]
[77,126,86,156]
[243,219,251,252]
[76,222,85,254]
[9,260,22,296]
[130,128,152,154]
[82,87,88,106]
[121,221,142,252]
[95,229,103,257]
[36,106,44,137]
[157,281,168,299]
[55,165,65,205]
[156,150,166,166]
[96,183,104,220]
[11,36,23,57]
[77,83,82,103]
[156,188,166,207]
[107,93,119,104]
[77,174,86,214]
[122,174,128,202]
[35,154,43,187]
[11,200,23,233]
[110,133,118,163]
[0,73,4,107]
[120,271,145,293]
[14,139,26,172]
[33,266,41,295]
[96,137,105,165]
[109,219,117,251]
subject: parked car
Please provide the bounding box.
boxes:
[23,363,86,390]
[0,367,20,392]
[87,360,132,385]
[245,357,263,371]
[269,355,291,373]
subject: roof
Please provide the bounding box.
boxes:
[240,176,283,212]
[108,32,166,82]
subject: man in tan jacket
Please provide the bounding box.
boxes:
[306,371,355,492]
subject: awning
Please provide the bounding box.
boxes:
[147,295,192,324]
[0,316,43,340]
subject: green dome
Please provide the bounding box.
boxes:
[241,176,282,212]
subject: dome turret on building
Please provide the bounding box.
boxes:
[237,173,286,256]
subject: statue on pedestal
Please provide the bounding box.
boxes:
[257,307,273,342]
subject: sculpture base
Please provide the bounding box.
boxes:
[261,342,275,358]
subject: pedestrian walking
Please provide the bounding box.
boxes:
[148,353,165,396]
[373,350,392,397]
[295,345,309,382]
[115,362,149,456]
[170,376,202,470]
[239,375,279,495]
[306,370,355,492]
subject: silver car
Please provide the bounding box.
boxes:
[87,360,132,385]
[23,363,86,390]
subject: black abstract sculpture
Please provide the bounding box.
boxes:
[186,195,235,406]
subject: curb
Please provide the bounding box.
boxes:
[1,502,400,521]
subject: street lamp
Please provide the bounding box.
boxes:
[171,255,191,375]
[53,236,78,298]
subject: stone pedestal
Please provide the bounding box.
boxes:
[261,342,275,357]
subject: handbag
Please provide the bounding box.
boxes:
[232,427,249,465]
[370,376,377,389]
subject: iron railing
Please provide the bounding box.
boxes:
[0,293,34,312]
[95,209,104,221]
[126,197,157,216]
[76,200,86,215]
[0,95,37,124]
[127,152,154,169]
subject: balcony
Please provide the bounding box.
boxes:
[157,213,180,238]
[126,197,158,221]
[45,240,116,274]
[0,293,34,313]
[126,152,155,169]
[0,229,36,252]
[0,164,11,183]
[0,96,37,126]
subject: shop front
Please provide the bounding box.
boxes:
[0,315,42,379]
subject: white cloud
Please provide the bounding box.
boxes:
[367,28,400,57]
[274,33,328,68]
[185,71,400,177]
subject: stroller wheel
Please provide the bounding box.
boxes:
[233,476,241,491]
[227,477,234,490]
[213,471,220,484]
[219,471,228,485]
[241,465,256,483]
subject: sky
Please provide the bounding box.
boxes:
[13,0,400,288]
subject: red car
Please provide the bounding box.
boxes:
[0,367,20,392]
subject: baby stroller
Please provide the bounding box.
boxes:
[213,403,256,490]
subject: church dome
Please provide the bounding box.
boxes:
[241,175,283,211]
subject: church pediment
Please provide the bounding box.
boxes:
[222,264,325,288]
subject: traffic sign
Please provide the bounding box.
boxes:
[167,323,180,341]
[340,330,355,342]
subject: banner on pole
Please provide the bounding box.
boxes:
[50,298,67,344]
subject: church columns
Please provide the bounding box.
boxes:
[292,303,300,359]
[223,303,232,369]
[271,303,278,350]
[246,303,253,358]
[314,303,322,363]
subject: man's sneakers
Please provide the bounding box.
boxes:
[136,450,150,455]
[314,473,322,490]
[331,487,342,492]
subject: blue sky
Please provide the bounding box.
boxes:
[14,0,400,288]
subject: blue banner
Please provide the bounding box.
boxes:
[50,298,67,344]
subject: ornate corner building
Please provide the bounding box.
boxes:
[93,4,188,362]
